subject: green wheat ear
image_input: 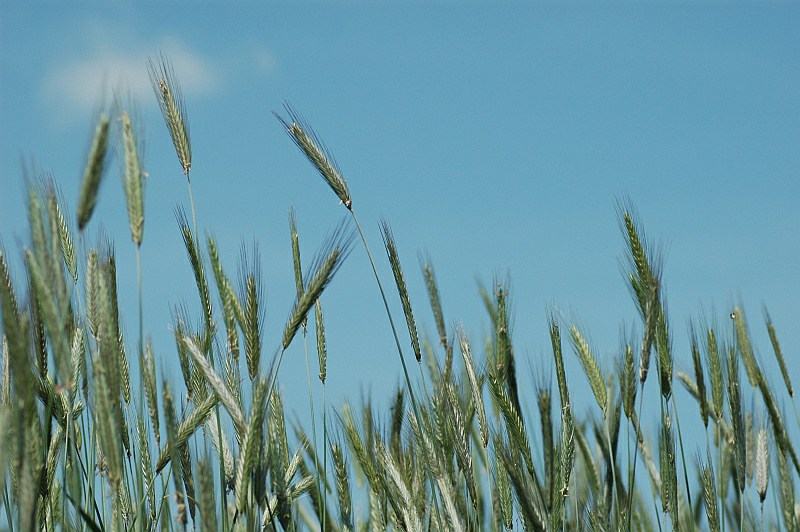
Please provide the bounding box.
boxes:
[147,53,191,175]
[77,112,111,231]
[274,103,352,209]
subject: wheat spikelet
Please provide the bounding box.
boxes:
[77,112,111,230]
[380,219,421,362]
[456,326,488,448]
[283,218,353,350]
[700,457,720,532]
[314,300,327,383]
[420,254,447,350]
[728,348,746,492]
[197,453,218,532]
[142,342,160,445]
[732,307,761,388]
[120,111,145,246]
[331,442,352,531]
[764,309,792,397]
[177,210,213,348]
[187,337,246,436]
[155,393,216,472]
[50,187,77,283]
[235,377,269,512]
[275,103,352,209]
[570,324,608,416]
[487,371,534,476]
[162,380,187,525]
[689,322,708,428]
[757,427,769,504]
[243,272,261,380]
[147,53,191,174]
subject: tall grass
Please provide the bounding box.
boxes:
[1,56,798,532]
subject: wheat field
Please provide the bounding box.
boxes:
[1,54,798,532]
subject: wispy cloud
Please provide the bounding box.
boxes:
[40,19,219,125]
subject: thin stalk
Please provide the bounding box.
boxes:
[302,332,323,531]
[349,211,420,418]
[187,174,198,241]
[670,392,696,532]
[627,386,646,532]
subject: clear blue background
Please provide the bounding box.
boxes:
[1,0,798,474]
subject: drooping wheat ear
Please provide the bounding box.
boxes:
[764,308,792,397]
[732,307,761,388]
[120,111,145,247]
[147,53,191,175]
[77,112,111,230]
[756,427,769,504]
[570,324,608,417]
[282,217,354,350]
[456,325,488,448]
[274,103,352,209]
[420,253,448,350]
[700,455,720,532]
[380,219,421,362]
[728,347,746,492]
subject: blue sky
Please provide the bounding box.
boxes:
[1,1,799,453]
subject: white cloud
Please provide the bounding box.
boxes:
[40,19,218,125]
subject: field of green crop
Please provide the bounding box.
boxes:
[1,54,798,532]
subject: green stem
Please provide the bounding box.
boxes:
[187,173,198,240]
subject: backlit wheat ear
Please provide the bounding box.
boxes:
[77,112,111,231]
[274,103,352,209]
[147,53,191,175]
